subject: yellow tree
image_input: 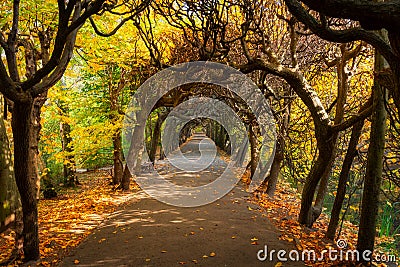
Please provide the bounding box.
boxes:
[0,0,149,261]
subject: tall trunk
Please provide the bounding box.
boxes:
[311,142,337,222]
[298,130,334,227]
[60,119,76,186]
[108,67,125,185]
[120,112,146,190]
[31,95,46,199]
[234,136,248,167]
[357,50,387,257]
[12,99,39,261]
[0,108,21,232]
[265,96,291,196]
[266,138,284,197]
[112,130,124,185]
[121,165,131,191]
[0,106,23,261]
[149,110,168,163]
[326,119,364,240]
[249,125,260,179]
[311,44,356,224]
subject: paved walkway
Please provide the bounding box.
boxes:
[60,134,304,267]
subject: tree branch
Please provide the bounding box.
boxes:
[298,0,400,31]
[331,97,373,132]
[284,0,397,66]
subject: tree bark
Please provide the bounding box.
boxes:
[60,119,76,186]
[120,111,147,190]
[356,50,387,258]
[266,137,284,197]
[249,124,260,179]
[0,108,21,232]
[149,110,168,163]
[112,131,124,185]
[298,134,335,226]
[326,119,364,240]
[12,99,39,261]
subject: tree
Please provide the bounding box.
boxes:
[0,104,21,232]
[357,48,388,258]
[284,0,397,256]
[150,0,374,227]
[0,0,149,261]
[285,0,400,118]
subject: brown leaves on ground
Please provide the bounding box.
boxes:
[0,171,139,266]
[250,182,398,267]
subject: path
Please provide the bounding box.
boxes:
[60,134,304,267]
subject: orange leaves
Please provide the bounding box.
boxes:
[0,172,139,266]
[251,182,351,266]
[251,237,259,245]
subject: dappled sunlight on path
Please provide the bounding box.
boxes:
[60,135,305,267]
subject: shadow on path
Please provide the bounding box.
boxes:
[60,134,304,267]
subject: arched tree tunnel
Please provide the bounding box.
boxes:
[140,82,278,196]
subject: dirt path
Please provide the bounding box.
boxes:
[60,134,304,267]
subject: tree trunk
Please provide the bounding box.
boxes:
[266,139,284,197]
[326,119,364,240]
[266,96,290,197]
[356,50,387,258]
[310,44,358,224]
[60,113,76,186]
[234,136,248,167]
[298,131,334,227]
[249,125,260,179]
[0,109,21,232]
[311,143,336,223]
[12,99,40,261]
[149,110,168,163]
[120,111,146,190]
[31,96,47,199]
[121,164,131,191]
[112,130,124,185]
